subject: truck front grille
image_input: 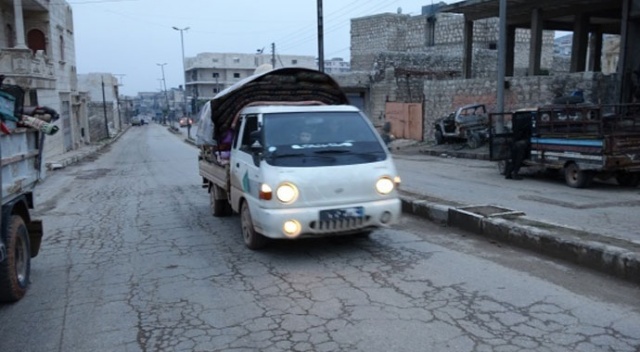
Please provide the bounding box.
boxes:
[309,216,371,233]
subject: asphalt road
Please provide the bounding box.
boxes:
[1,124,638,352]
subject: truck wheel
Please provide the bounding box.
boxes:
[240,201,267,250]
[615,172,640,187]
[211,185,231,217]
[467,132,482,149]
[564,163,592,188]
[434,129,444,145]
[0,216,31,302]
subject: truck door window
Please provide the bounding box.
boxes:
[239,114,259,152]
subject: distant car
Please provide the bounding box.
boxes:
[131,116,142,126]
[179,117,194,127]
[433,103,489,148]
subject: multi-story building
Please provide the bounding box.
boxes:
[184,52,316,109]
[323,57,350,74]
[0,0,86,160]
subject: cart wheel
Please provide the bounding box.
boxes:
[0,215,31,302]
[564,163,592,188]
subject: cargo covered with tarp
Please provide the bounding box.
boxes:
[208,67,349,142]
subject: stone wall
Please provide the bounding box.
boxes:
[351,12,555,74]
[87,102,114,141]
[421,72,618,141]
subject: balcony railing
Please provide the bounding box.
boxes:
[0,48,56,87]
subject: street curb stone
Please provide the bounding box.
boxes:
[400,196,640,284]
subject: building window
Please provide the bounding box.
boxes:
[60,35,65,61]
[212,58,219,63]
[212,72,219,78]
[233,73,240,78]
[488,42,497,50]
[292,59,298,65]
[213,87,219,94]
[27,29,46,55]
[233,58,240,63]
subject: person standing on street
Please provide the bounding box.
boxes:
[505,113,532,180]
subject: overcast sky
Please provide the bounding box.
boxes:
[70,0,457,96]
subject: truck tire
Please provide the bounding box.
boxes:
[467,132,482,149]
[240,201,267,250]
[434,128,444,145]
[211,185,231,217]
[615,172,640,187]
[0,215,31,302]
[564,163,592,188]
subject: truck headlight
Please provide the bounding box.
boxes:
[276,182,298,204]
[375,177,395,195]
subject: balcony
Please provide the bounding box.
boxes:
[0,48,56,89]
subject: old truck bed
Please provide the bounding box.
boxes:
[1,126,42,205]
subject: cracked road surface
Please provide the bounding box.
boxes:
[1,124,639,352]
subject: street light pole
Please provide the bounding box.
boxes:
[172,26,190,118]
[156,63,170,125]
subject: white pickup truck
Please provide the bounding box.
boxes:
[0,82,56,302]
[198,68,402,249]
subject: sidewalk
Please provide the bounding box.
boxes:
[46,129,640,285]
[391,140,640,285]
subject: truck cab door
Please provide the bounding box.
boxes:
[229,114,261,208]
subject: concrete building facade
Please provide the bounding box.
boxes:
[184,52,317,108]
[0,0,91,162]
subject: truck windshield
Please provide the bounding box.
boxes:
[262,111,387,167]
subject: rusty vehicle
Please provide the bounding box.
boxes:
[434,103,489,148]
[489,104,640,188]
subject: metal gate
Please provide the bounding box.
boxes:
[385,102,423,141]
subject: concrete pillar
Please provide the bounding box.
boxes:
[463,18,473,79]
[12,0,28,49]
[506,25,516,76]
[570,13,590,72]
[528,8,543,76]
[617,0,640,103]
[588,29,603,72]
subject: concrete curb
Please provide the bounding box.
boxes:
[400,196,640,284]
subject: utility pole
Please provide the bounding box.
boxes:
[271,42,276,69]
[101,76,110,138]
[114,73,125,128]
[156,63,170,125]
[317,0,325,72]
[172,26,190,118]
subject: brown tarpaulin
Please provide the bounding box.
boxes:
[208,67,349,141]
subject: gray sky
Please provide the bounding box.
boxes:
[70,0,456,96]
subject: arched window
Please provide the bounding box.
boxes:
[27,29,46,55]
[5,25,15,48]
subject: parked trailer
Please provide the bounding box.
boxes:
[489,104,640,188]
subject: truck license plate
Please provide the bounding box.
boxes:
[319,207,364,221]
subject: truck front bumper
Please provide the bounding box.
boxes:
[249,198,402,239]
